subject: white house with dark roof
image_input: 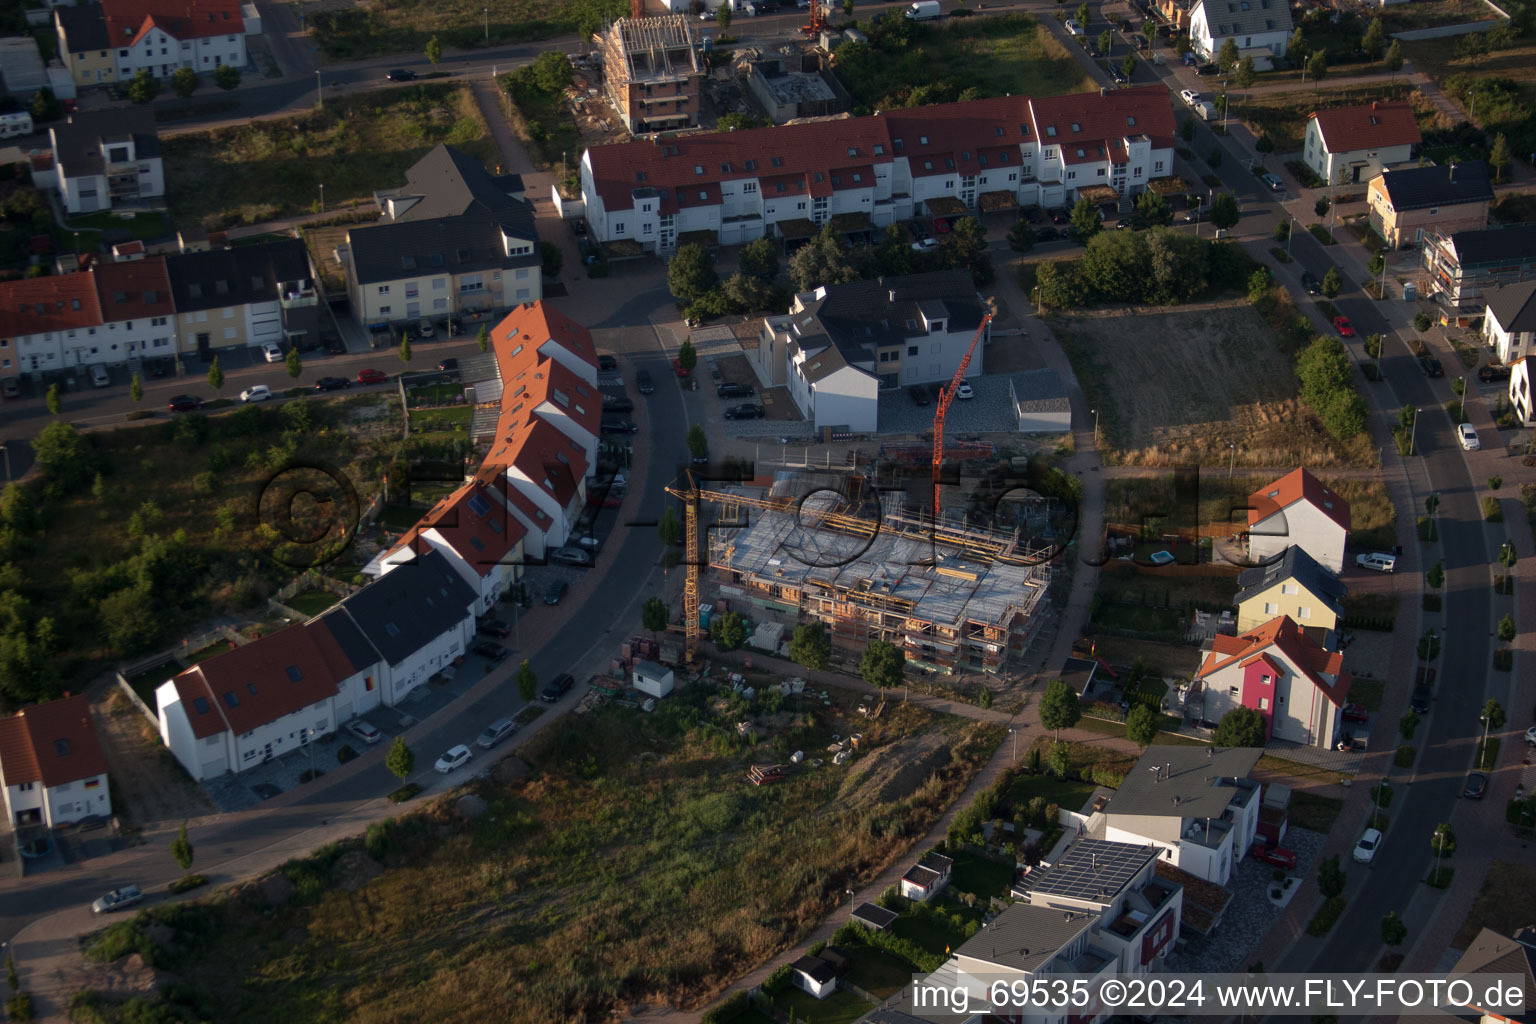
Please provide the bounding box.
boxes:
[899,850,954,902]
[1303,101,1420,187]
[0,693,111,827]
[1008,368,1070,432]
[1482,280,1536,366]
[1188,0,1292,64]
[375,479,528,614]
[1511,357,1535,427]
[47,107,163,214]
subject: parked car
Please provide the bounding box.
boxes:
[1351,827,1382,864]
[933,217,952,234]
[434,745,473,773]
[470,641,510,662]
[1050,208,1069,225]
[911,238,940,252]
[326,335,348,355]
[92,885,144,914]
[1419,356,1444,377]
[1480,363,1512,382]
[956,382,975,400]
[417,318,435,340]
[907,221,929,241]
[1035,226,1058,242]
[1114,217,1133,229]
[1261,173,1284,192]
[603,395,634,412]
[601,417,637,433]
[357,368,387,385]
[1341,703,1369,724]
[724,403,764,419]
[1457,421,1480,451]
[438,358,458,371]
[1064,17,1083,33]
[1110,65,1127,84]
[476,718,518,750]
[717,382,754,398]
[1181,51,1198,65]
[315,376,350,391]
[1179,88,1201,106]
[346,719,382,744]
[545,581,569,605]
[550,547,592,566]
[598,354,618,372]
[239,385,273,403]
[909,386,930,406]
[1195,62,1219,75]
[1300,270,1321,295]
[1463,772,1487,799]
[1527,724,1536,745]
[1332,315,1355,337]
[1355,551,1396,572]
[540,672,575,702]
[262,343,284,363]
[387,68,417,81]
[636,369,655,394]
[671,359,691,378]
[1410,686,1431,715]
[1024,206,1045,225]
[167,394,202,412]
[1251,844,1298,870]
[478,619,512,638]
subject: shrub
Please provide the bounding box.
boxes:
[1307,896,1347,936]
[1483,497,1503,522]
[168,874,208,894]
[1370,782,1394,809]
[388,782,422,803]
[1399,713,1420,740]
[337,744,358,764]
[762,963,793,996]
[7,991,35,1021]
[1395,745,1417,769]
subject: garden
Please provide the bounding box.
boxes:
[309,0,625,59]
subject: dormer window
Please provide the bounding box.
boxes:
[847,147,857,157]
[919,135,929,144]
[1046,125,1057,137]
[694,165,704,175]
[994,126,1005,137]
[1071,123,1081,133]
[873,144,885,155]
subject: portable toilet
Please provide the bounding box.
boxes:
[699,603,714,629]
[1403,282,1417,301]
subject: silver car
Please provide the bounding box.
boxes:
[476,717,518,749]
[92,884,143,914]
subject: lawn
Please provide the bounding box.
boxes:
[1289,791,1344,832]
[891,897,986,959]
[843,945,914,999]
[1381,0,1504,34]
[72,694,1002,1023]
[161,85,495,232]
[948,849,1014,901]
[1404,33,1536,157]
[1090,602,1185,638]
[284,588,340,617]
[1348,679,1385,711]
[501,68,582,173]
[764,987,874,1024]
[1235,84,1424,155]
[308,0,625,59]
[1010,771,1099,814]
[835,13,1091,112]
[1094,560,1239,610]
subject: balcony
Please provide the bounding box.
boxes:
[280,285,317,310]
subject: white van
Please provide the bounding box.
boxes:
[89,364,110,388]
[1354,552,1396,573]
[905,0,942,19]
[0,112,33,140]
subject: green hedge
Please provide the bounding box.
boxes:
[1306,896,1347,936]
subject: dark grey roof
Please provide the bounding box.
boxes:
[1484,279,1536,333]
[1010,368,1068,413]
[311,606,381,675]
[953,901,1096,973]
[1023,838,1158,903]
[376,145,528,223]
[347,211,538,286]
[165,238,312,312]
[1451,927,1536,1021]
[791,955,837,984]
[850,902,898,928]
[1234,545,1346,617]
[1447,226,1536,268]
[1106,746,1263,819]
[56,4,109,52]
[50,108,159,179]
[1196,0,1292,40]
[1379,161,1492,212]
[793,271,986,372]
[1059,656,1097,696]
[787,320,874,386]
[332,548,475,666]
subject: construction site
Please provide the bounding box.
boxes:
[597,14,706,134]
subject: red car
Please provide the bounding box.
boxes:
[1251,844,1297,871]
[933,217,952,234]
[356,368,387,385]
[1342,703,1369,724]
[671,358,691,378]
[1332,315,1355,338]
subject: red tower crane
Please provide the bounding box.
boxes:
[932,313,992,519]
[801,0,826,35]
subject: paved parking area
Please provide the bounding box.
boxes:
[877,376,1021,434]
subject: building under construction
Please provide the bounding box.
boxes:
[706,471,1052,675]
[598,15,704,135]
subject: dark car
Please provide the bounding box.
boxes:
[1463,772,1487,800]
[477,619,512,638]
[1114,217,1133,229]
[167,394,201,412]
[603,395,634,412]
[147,359,170,378]
[601,418,637,433]
[1300,271,1321,295]
[437,358,458,371]
[691,452,710,466]
[572,218,588,236]
[717,382,754,399]
[1,378,17,398]
[1050,208,1069,224]
[470,640,510,662]
[907,221,928,241]
[724,403,764,420]
[909,385,930,406]
[598,354,618,372]
[1480,363,1512,382]
[387,68,417,81]
[1419,356,1444,378]
[326,335,347,355]
[1110,66,1127,84]
[1410,686,1431,715]
[1195,62,1219,75]
[540,672,575,702]
[636,369,655,394]
[1024,207,1045,225]
[544,581,569,606]
[315,376,350,391]
[1036,226,1058,242]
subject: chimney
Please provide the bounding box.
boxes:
[1100,86,1107,97]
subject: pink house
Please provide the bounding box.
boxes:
[1194,616,1352,749]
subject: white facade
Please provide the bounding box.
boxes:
[1198,657,1342,749]
[375,618,473,707]
[3,771,110,827]
[1484,304,1533,366]
[1302,118,1415,189]
[349,265,541,326]
[1103,784,1259,886]
[155,681,335,782]
[71,314,176,365]
[1249,501,1348,574]
[787,355,879,433]
[1511,358,1535,427]
[51,125,165,215]
[376,528,523,615]
[1188,0,1290,61]
[633,663,675,698]
[114,24,247,79]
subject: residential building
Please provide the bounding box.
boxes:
[1246,466,1351,574]
[88,256,177,365]
[1511,357,1535,427]
[899,851,954,902]
[711,470,1051,675]
[57,0,247,85]
[1449,927,1536,1024]
[0,272,104,380]
[1302,101,1420,186]
[1008,368,1070,432]
[344,145,541,327]
[1101,745,1262,885]
[1482,279,1536,365]
[0,35,51,96]
[790,955,839,999]
[1423,226,1536,309]
[1192,615,1352,749]
[1187,0,1293,64]
[596,15,703,135]
[165,237,319,360]
[47,108,163,214]
[1367,160,1492,249]
[579,87,1176,254]
[1234,544,1346,641]
[377,478,528,614]
[0,694,111,828]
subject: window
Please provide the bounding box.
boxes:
[1259,697,1270,710]
[907,346,918,356]
[1299,607,1311,619]
[1263,601,1278,614]
[1280,583,1297,595]
[614,222,625,234]
[377,285,390,295]
[1154,161,1165,173]
[742,181,757,194]
[379,305,391,315]
[1229,686,1239,696]
[1067,171,1076,180]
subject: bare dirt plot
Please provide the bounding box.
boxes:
[1050,301,1375,468]
[92,682,216,828]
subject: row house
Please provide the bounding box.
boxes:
[165,238,318,360]
[55,0,248,87]
[157,549,476,780]
[1188,0,1293,66]
[0,693,112,828]
[1482,279,1536,367]
[579,87,1176,254]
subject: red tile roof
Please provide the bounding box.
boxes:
[1030,86,1177,166]
[0,273,103,339]
[1309,101,1421,155]
[1247,467,1351,532]
[1196,615,1351,706]
[92,256,174,322]
[392,480,526,578]
[169,625,346,739]
[491,302,599,374]
[102,0,244,45]
[0,693,109,787]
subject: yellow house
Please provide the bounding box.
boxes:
[55,6,117,86]
[1234,545,1346,644]
[1366,160,1493,249]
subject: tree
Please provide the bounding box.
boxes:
[1430,822,1456,857]
[540,240,563,279]
[1274,219,1291,242]
[1317,854,1345,899]
[45,383,60,416]
[1008,218,1036,253]
[1362,17,1385,59]
[860,639,905,691]
[1427,560,1444,589]
[476,324,490,353]
[657,506,682,546]
[28,87,62,124]
[1248,267,1273,304]
[789,622,831,671]
[171,66,198,98]
[1234,55,1256,88]
[1209,192,1239,230]
[532,50,574,93]
[788,224,857,291]
[129,372,143,405]
[677,337,698,373]
[1491,133,1512,181]
[207,356,224,392]
[1286,26,1307,63]
[425,35,443,64]
[947,216,994,286]
[1207,146,1223,169]
[1180,116,1195,143]
[1384,39,1403,82]
[213,64,240,90]
[398,335,413,365]
[1046,740,1071,779]
[1099,29,1113,54]
[739,237,779,282]
[1075,2,1091,27]
[170,822,194,871]
[1306,50,1327,91]
[285,347,303,380]
[710,610,747,651]
[669,243,717,301]
[1134,189,1172,228]
[1381,911,1407,947]
[1413,311,1433,333]
[515,659,537,702]
[1482,698,1507,731]
[1213,705,1266,747]
[127,69,160,104]
[1315,193,1331,218]
[385,737,414,779]
[641,597,667,634]
[1218,37,1239,71]
[716,2,731,30]
[1122,50,1137,80]
[1070,197,1102,243]
[1125,704,1159,746]
[843,0,854,13]
[685,422,708,459]
[1322,266,1342,298]
[1038,678,1082,739]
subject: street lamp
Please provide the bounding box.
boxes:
[1032,285,1041,315]
[484,6,490,42]
[1480,712,1494,771]
[1410,407,1421,455]
[1009,727,1018,764]
[316,69,322,108]
[1221,79,1228,134]
[1228,442,1236,478]
[1090,406,1100,445]
[318,182,325,213]
[1432,825,1445,885]
[1286,212,1296,259]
